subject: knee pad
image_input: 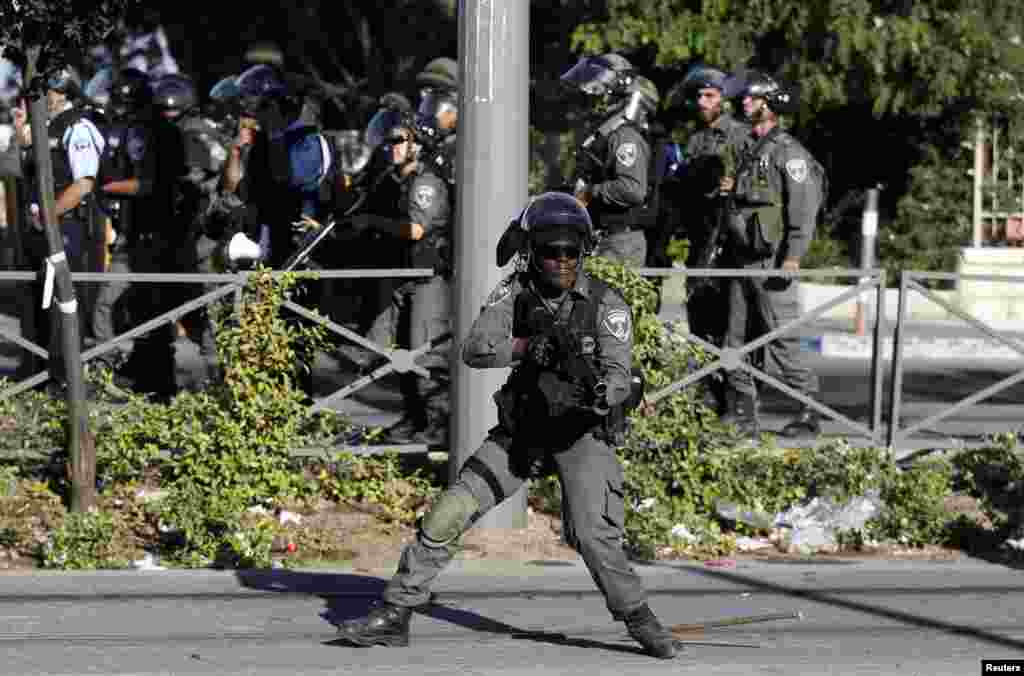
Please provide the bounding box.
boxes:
[419,483,480,548]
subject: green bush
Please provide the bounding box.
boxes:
[41,510,127,570]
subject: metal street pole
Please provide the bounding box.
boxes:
[451,0,529,528]
[855,186,880,336]
[24,46,95,512]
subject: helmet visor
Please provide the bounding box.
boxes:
[365,109,407,149]
[209,76,240,103]
[417,89,458,121]
[559,56,619,96]
[334,129,372,175]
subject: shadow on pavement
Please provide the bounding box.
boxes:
[234,568,648,657]
[674,563,1024,652]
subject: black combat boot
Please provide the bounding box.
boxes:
[779,406,821,438]
[719,391,760,438]
[623,604,679,659]
[336,602,413,647]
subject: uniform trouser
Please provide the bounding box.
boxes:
[383,428,648,619]
[395,275,452,425]
[686,277,730,410]
[91,237,180,396]
[594,229,646,268]
[723,261,820,400]
[188,234,221,384]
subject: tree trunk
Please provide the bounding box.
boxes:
[24,45,95,513]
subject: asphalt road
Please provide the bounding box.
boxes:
[2,558,1024,675]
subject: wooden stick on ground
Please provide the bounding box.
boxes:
[669,610,804,636]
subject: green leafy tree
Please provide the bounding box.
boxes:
[573,0,1024,273]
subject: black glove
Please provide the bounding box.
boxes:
[527,334,559,369]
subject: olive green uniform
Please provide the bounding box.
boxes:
[724,128,825,400]
[383,271,649,619]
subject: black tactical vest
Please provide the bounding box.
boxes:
[582,122,649,233]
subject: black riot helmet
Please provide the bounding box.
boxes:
[416,86,458,133]
[739,71,799,115]
[108,68,154,119]
[365,107,414,151]
[666,64,728,111]
[152,73,197,117]
[205,75,240,129]
[496,192,595,269]
[416,56,458,91]
[235,63,291,116]
[47,65,82,99]
[560,53,635,98]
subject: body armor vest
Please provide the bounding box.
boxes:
[405,168,451,275]
[496,276,640,446]
[579,121,648,233]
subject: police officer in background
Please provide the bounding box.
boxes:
[232,64,333,269]
[13,66,106,379]
[347,111,452,446]
[560,54,657,268]
[719,72,825,438]
[415,56,458,169]
[92,68,186,400]
[152,73,232,387]
[664,65,752,414]
[337,193,678,660]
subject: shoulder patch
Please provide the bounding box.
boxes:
[485,276,515,306]
[615,142,638,168]
[414,183,436,210]
[603,308,631,343]
[785,158,808,183]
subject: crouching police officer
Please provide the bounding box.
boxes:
[719,72,825,438]
[337,193,679,660]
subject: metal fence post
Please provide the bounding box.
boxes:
[886,271,910,450]
[870,269,886,444]
[855,187,880,335]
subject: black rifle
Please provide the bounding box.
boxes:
[281,166,395,272]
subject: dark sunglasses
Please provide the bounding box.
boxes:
[537,244,581,260]
[385,134,411,145]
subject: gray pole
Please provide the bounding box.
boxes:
[451,0,529,528]
[24,46,95,512]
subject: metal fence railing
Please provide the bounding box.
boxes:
[0,267,440,456]
[638,267,888,447]
[887,271,1024,449]
[4,265,1024,457]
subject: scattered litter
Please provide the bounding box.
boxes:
[637,497,657,512]
[670,524,698,543]
[277,510,302,526]
[740,592,752,598]
[134,488,168,503]
[132,552,167,571]
[717,491,883,554]
[247,506,270,515]
[735,536,774,552]
[1005,538,1024,551]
